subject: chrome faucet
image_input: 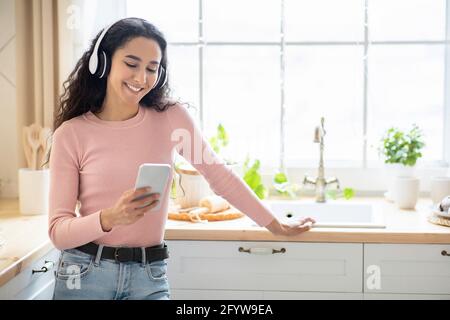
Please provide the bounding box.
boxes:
[303,117,340,203]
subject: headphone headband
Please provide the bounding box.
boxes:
[88,21,116,75]
[88,18,168,90]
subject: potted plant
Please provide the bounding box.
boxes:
[378,124,425,201]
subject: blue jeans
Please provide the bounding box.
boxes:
[53,247,170,300]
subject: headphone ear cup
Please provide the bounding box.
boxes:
[153,66,167,89]
[160,66,167,87]
[96,50,108,78]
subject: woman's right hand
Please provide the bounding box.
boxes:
[100,187,160,232]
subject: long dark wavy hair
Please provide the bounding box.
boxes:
[43,18,178,167]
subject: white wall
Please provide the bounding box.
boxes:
[0,0,17,198]
[0,0,126,198]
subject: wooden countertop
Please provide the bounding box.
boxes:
[164,197,450,244]
[1,196,450,287]
[0,198,54,287]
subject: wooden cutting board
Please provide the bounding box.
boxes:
[168,205,244,222]
[428,213,450,227]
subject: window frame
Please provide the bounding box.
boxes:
[129,0,450,192]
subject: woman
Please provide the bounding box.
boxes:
[48,17,315,300]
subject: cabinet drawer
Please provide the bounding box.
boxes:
[0,248,60,300]
[364,244,450,295]
[166,241,362,293]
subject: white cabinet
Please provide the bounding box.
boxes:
[364,244,450,296]
[167,241,450,300]
[166,240,363,299]
[5,242,449,300]
[0,248,59,300]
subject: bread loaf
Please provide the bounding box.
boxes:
[199,195,230,213]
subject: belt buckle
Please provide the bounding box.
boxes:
[114,247,133,263]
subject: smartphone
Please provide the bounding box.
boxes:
[133,163,171,211]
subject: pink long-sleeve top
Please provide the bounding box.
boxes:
[48,103,275,250]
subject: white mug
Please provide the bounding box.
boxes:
[393,176,420,210]
[430,176,450,205]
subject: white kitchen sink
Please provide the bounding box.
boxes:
[264,200,386,228]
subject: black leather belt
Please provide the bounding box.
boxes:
[75,242,169,264]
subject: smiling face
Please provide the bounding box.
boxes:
[105,36,162,109]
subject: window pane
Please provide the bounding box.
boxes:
[369,0,446,41]
[284,46,364,164]
[285,0,365,42]
[203,46,281,166]
[126,0,198,42]
[203,0,281,42]
[167,45,199,108]
[367,45,445,162]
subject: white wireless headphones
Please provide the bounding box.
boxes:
[88,18,167,89]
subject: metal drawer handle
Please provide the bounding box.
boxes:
[32,260,55,274]
[238,247,286,255]
[441,250,450,257]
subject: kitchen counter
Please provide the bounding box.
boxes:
[0,198,53,287]
[1,196,450,287]
[165,197,450,244]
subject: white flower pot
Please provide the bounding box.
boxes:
[18,168,49,215]
[384,163,416,202]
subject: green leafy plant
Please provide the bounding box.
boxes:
[209,124,229,154]
[326,187,355,200]
[378,124,425,166]
[208,123,237,165]
[170,177,177,199]
[273,172,301,198]
[242,157,267,199]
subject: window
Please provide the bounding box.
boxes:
[82,0,449,170]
